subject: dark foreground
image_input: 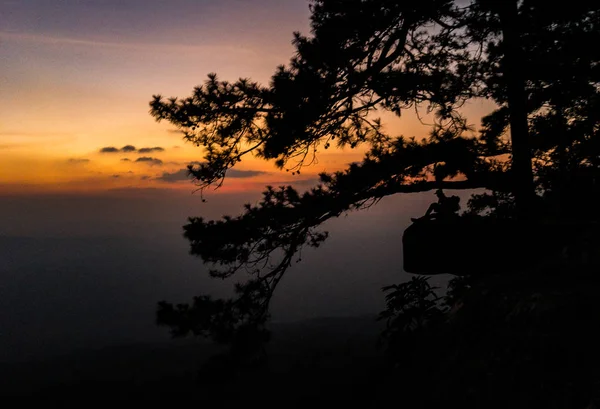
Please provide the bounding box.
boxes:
[0,316,389,407]
[4,271,600,409]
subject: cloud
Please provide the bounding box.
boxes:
[155,168,191,183]
[135,157,163,166]
[121,158,131,162]
[138,146,165,153]
[155,166,265,183]
[0,144,21,150]
[226,169,266,178]
[66,158,90,164]
[112,174,120,178]
[189,162,266,177]
[0,130,71,138]
[188,162,266,178]
[269,178,320,187]
[121,145,136,152]
[0,32,257,56]
[99,145,165,154]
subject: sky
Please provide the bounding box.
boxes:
[1,0,494,194]
[1,0,313,193]
[0,0,485,361]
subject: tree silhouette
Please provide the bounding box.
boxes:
[151,0,599,354]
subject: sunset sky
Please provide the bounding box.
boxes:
[0,0,486,362]
[1,0,495,196]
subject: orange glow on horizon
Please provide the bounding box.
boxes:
[0,1,496,197]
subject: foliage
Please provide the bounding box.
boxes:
[378,272,600,408]
[151,0,600,348]
[379,276,447,338]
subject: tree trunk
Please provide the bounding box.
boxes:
[498,1,535,220]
